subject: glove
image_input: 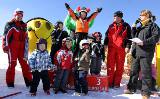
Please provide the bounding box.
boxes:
[135,18,141,24]
[132,18,141,27]
[3,46,9,53]
[65,3,70,9]
[23,58,27,61]
[97,8,102,13]
[31,68,36,72]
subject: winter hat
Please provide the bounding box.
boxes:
[92,32,102,39]
[36,38,47,49]
[65,37,72,49]
[80,39,89,49]
[66,37,72,42]
[114,11,123,18]
[77,6,90,13]
[13,8,23,17]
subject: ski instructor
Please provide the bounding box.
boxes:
[2,8,32,88]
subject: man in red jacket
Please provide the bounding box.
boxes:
[2,8,32,88]
[104,11,131,88]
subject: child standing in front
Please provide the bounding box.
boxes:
[29,38,53,96]
[74,39,90,96]
[53,37,73,94]
[90,32,104,76]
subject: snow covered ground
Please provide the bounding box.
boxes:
[0,45,159,99]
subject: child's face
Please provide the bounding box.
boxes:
[80,12,87,19]
[94,33,101,41]
[96,37,101,41]
[66,41,72,49]
[38,44,46,51]
[82,44,89,49]
[88,39,93,44]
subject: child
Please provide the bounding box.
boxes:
[74,39,90,96]
[49,37,67,88]
[87,34,94,47]
[29,38,53,96]
[53,37,73,94]
[65,3,102,56]
[90,32,104,76]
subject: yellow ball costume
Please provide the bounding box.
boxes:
[156,44,160,87]
[27,17,54,53]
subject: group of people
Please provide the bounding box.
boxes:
[2,3,160,99]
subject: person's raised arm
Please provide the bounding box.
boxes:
[65,3,78,21]
[87,8,102,22]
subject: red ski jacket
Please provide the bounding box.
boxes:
[54,48,73,70]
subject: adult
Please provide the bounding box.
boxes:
[104,11,131,88]
[124,10,160,99]
[2,8,32,88]
[50,21,68,64]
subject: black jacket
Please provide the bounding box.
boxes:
[132,21,160,57]
[51,29,68,47]
[91,41,104,58]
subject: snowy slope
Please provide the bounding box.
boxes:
[0,45,159,99]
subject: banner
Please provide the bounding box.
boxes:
[67,74,109,92]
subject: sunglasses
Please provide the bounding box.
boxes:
[140,14,146,16]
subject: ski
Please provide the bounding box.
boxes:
[0,91,22,98]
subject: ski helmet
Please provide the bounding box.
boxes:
[77,6,90,13]
[80,39,89,49]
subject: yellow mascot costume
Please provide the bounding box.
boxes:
[156,43,160,87]
[27,17,54,53]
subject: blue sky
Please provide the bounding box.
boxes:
[0,0,160,38]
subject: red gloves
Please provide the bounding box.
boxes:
[3,46,9,53]
[2,38,9,53]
